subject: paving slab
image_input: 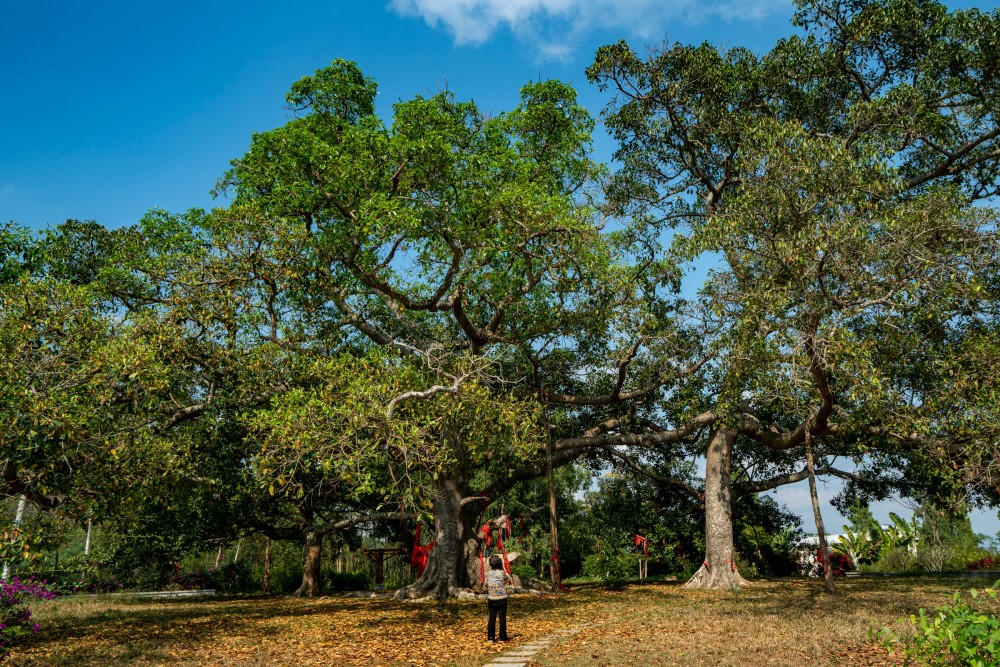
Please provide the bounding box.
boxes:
[481,622,592,666]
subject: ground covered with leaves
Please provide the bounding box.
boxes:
[7,578,974,666]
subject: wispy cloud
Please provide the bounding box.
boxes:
[0,183,15,201]
[389,0,790,60]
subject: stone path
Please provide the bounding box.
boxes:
[481,624,591,667]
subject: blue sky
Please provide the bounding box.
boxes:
[3,0,998,536]
[1,0,801,232]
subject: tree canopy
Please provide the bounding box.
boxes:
[2,0,998,597]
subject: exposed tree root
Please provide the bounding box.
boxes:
[683,562,750,591]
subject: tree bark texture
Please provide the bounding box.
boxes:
[546,433,563,589]
[294,529,323,597]
[263,537,272,594]
[805,435,837,594]
[2,495,27,581]
[685,428,749,590]
[396,475,482,600]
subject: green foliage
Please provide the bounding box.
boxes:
[584,468,703,576]
[504,463,593,578]
[587,0,1000,578]
[6,2,1000,597]
[917,504,988,571]
[876,585,1000,667]
[878,513,917,553]
[0,222,42,284]
[833,525,879,568]
[0,577,56,660]
[581,546,639,591]
[510,564,537,579]
[834,502,883,567]
[581,538,636,590]
[734,496,804,577]
[325,571,372,592]
[856,514,920,573]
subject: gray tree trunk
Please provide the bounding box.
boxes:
[2,495,28,581]
[294,529,323,597]
[547,433,562,590]
[84,518,92,557]
[805,436,836,594]
[396,474,482,600]
[263,537,272,594]
[685,428,749,590]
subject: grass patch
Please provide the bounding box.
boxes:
[8,578,969,666]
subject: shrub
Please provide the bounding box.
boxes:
[860,546,919,574]
[875,585,1000,667]
[820,551,853,577]
[166,562,255,594]
[0,576,57,660]
[169,569,212,591]
[325,571,371,593]
[917,545,953,572]
[581,548,634,590]
[510,564,537,580]
[209,562,255,594]
[966,556,1000,571]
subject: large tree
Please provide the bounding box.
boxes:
[211,61,632,598]
[586,0,1000,589]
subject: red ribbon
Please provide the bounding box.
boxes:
[549,548,568,593]
[498,536,511,574]
[633,534,649,558]
[410,523,433,578]
[480,522,492,549]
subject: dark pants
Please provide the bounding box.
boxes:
[487,597,508,640]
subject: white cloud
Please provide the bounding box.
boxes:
[0,183,14,201]
[389,0,790,59]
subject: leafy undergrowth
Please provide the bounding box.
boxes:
[7,578,967,666]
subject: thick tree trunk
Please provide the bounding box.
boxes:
[396,475,481,600]
[685,428,749,590]
[294,528,323,597]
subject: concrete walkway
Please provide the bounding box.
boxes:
[481,624,591,667]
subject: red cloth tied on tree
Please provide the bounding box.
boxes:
[410,523,433,578]
[549,547,568,593]
[633,534,649,558]
[479,522,492,549]
[497,535,511,574]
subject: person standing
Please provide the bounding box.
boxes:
[485,554,512,642]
